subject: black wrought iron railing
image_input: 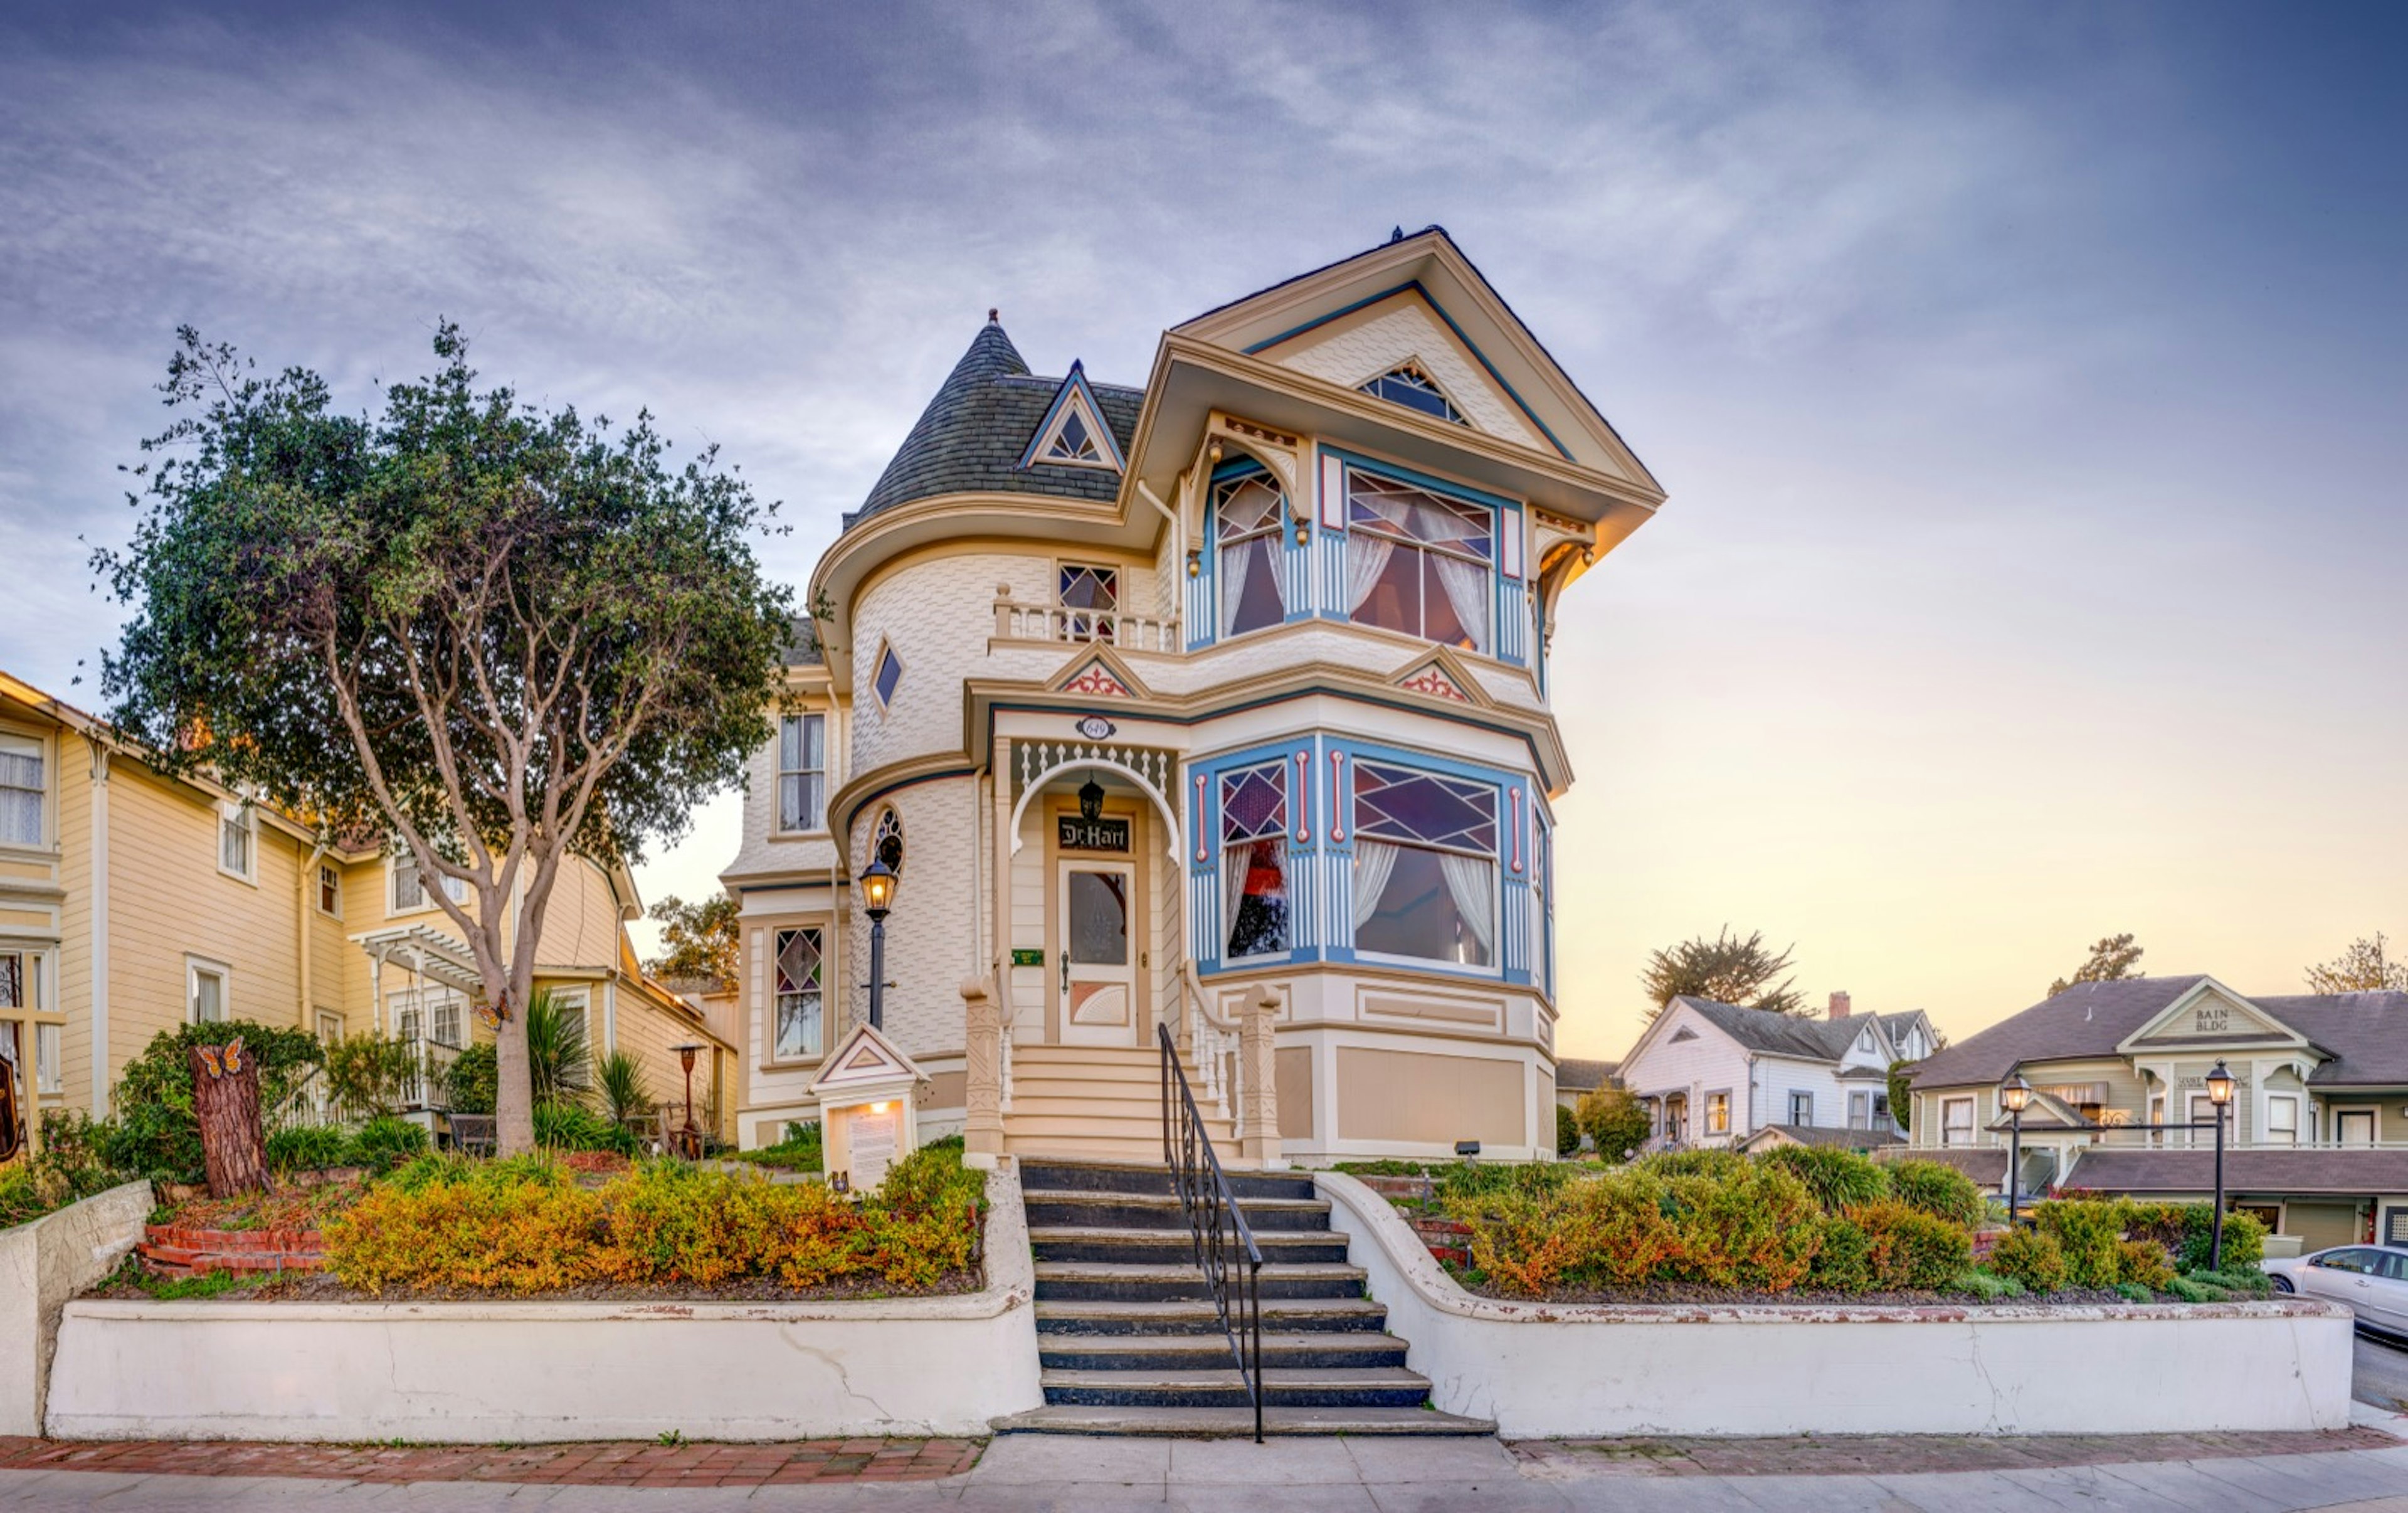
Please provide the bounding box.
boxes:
[1158,1021,1265,1442]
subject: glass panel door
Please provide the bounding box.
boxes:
[1058,859,1136,1046]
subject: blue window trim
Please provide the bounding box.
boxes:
[1189,737,1314,973]
[1017,359,1127,472]
[1321,449,1525,667]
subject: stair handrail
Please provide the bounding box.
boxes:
[1158,1019,1265,1443]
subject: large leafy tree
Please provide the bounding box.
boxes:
[97,325,792,1154]
[645,892,741,990]
[2046,933,2145,998]
[2305,932,2407,994]
[1639,926,1805,1019]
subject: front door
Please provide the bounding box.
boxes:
[1059,859,1137,1046]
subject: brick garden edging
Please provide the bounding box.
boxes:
[139,1224,327,1278]
[0,1435,981,1487]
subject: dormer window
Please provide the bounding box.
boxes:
[1022,362,1125,473]
[1048,409,1101,464]
[1361,363,1467,426]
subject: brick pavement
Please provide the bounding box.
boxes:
[0,1435,982,1488]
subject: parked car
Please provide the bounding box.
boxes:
[2263,1245,2408,1334]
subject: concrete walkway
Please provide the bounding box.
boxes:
[4,1426,2408,1510]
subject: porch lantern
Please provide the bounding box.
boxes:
[2206,1059,2234,1269]
[858,857,898,1030]
[1999,1073,2032,1227]
[1078,773,1106,824]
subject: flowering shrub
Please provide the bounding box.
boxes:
[325,1139,984,1296]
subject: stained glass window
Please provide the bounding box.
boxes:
[1047,408,1100,463]
[873,807,904,874]
[1351,760,1497,969]
[1214,470,1287,638]
[774,927,823,1059]
[1345,470,1493,654]
[1220,762,1289,959]
[1059,564,1119,642]
[1360,363,1467,425]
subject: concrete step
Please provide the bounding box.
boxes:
[1034,1260,1367,1303]
[1007,1133,1223,1165]
[1021,1189,1333,1233]
[991,1403,1496,1438]
[1005,1113,1235,1142]
[1017,1159,1315,1201]
[1029,1226,1351,1266]
[1041,1366,1432,1410]
[1038,1331,1411,1372]
[1034,1297,1389,1336]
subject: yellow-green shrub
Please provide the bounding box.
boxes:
[2032,1199,2126,1288]
[2118,1238,2175,1291]
[1853,1199,1973,1290]
[1450,1165,1683,1297]
[326,1144,985,1296]
[1985,1226,2068,1293]
[1884,1160,1987,1229]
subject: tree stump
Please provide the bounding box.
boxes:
[190,1040,271,1199]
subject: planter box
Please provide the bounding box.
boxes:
[46,1166,1043,1441]
[0,1179,153,1436]
[1318,1172,2357,1439]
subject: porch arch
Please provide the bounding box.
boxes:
[1005,748,1183,861]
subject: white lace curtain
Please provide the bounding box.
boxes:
[1345,531,1395,616]
[1430,552,1490,654]
[1353,839,1401,931]
[1218,536,1249,636]
[1222,839,1256,952]
[1437,852,1496,963]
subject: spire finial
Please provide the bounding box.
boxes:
[1390,225,1404,243]
[988,307,999,322]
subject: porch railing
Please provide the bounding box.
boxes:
[993,595,1181,653]
[1158,1021,1264,1443]
[270,1035,462,1132]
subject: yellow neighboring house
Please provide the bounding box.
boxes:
[0,671,735,1154]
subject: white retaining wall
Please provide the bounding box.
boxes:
[1318,1171,2357,1438]
[1,1178,152,1436]
[45,1167,1043,1441]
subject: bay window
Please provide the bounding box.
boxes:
[1219,762,1289,960]
[1351,760,1497,969]
[1214,469,1287,637]
[1345,469,1492,655]
[773,926,824,1059]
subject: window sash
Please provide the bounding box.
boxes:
[1706,1092,1729,1134]
[774,928,824,1059]
[191,967,226,1024]
[2266,1095,2300,1144]
[1352,841,1494,969]
[1351,761,1497,855]
[778,713,827,831]
[34,1022,60,1095]
[1218,762,1287,844]
[319,865,341,915]
[220,810,252,875]
[1790,1091,1813,1125]
[0,951,19,1011]
[0,736,41,846]
[1941,1098,1974,1144]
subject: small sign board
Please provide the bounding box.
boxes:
[1011,947,1046,969]
[1058,815,1131,853]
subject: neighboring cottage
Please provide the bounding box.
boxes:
[1613,990,1934,1151]
[1901,975,2408,1251]
[0,671,734,1151]
[1553,1056,1620,1117]
[718,227,1668,1165]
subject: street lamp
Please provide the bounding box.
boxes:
[671,1042,705,1160]
[2205,1059,2235,1270]
[1999,1073,2032,1227]
[859,857,898,1031]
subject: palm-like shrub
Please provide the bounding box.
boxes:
[1755,1144,1889,1213]
[523,988,593,1110]
[593,1049,653,1128]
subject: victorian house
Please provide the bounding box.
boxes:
[719,228,1664,1167]
[1613,991,1935,1152]
[1901,975,2408,1253]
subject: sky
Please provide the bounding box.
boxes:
[2,1,2402,1061]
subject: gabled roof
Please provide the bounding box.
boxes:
[1740,1123,1903,1153]
[1554,1058,1619,1093]
[849,318,1143,527]
[1907,976,2408,1090]
[1656,996,1858,1063]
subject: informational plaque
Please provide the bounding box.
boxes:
[1057,815,1131,853]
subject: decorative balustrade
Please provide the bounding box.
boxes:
[993,594,1180,653]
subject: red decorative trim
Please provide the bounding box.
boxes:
[1061,661,1131,698]
[1329,751,1346,842]
[1398,663,1470,703]
[1509,785,1524,874]
[1293,751,1311,842]
[1193,774,1208,863]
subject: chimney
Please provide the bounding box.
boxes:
[1828,991,1852,1021]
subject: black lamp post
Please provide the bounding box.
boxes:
[1999,1073,2032,1227]
[859,857,898,1031]
[672,1041,704,1159]
[2205,1059,2235,1270]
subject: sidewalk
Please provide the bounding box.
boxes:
[2,1425,2405,1509]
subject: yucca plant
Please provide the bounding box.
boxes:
[593,1049,653,1128]
[522,988,593,1110]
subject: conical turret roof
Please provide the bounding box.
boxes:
[850,316,1141,527]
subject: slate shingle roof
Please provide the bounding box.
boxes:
[1671,996,1875,1063]
[845,319,1143,529]
[1906,977,2408,1090]
[781,615,825,667]
[1874,1145,2009,1186]
[1742,1123,1903,1152]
